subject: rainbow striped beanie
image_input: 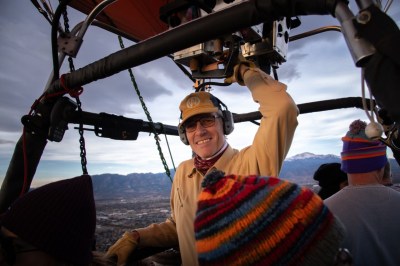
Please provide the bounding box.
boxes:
[194,170,345,266]
[341,119,387,173]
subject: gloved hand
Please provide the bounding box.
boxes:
[224,55,256,85]
[106,231,139,266]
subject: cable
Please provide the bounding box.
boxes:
[361,68,375,122]
[383,0,394,13]
[361,68,384,139]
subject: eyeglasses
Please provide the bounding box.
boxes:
[184,115,220,133]
[0,232,39,264]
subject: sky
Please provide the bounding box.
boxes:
[0,1,399,186]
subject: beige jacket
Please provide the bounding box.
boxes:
[136,69,299,265]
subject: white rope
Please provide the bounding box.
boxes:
[361,68,376,123]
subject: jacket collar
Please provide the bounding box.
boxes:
[188,145,234,178]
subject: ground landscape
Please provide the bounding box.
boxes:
[92,153,400,253]
[95,196,171,252]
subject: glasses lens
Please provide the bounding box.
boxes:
[184,120,198,132]
[200,117,216,127]
[184,116,217,132]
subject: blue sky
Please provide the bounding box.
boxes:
[1,1,399,186]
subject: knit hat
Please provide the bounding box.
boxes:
[179,91,220,125]
[341,119,387,173]
[1,175,96,265]
[313,163,348,199]
[195,170,345,266]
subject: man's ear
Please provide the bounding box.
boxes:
[178,124,189,145]
[221,110,234,135]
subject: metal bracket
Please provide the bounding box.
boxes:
[57,33,83,57]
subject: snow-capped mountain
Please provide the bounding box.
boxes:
[280,153,341,184]
[285,152,340,161]
[90,153,400,199]
[282,153,399,184]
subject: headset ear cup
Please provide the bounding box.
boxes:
[222,110,234,135]
[365,121,384,140]
[178,125,189,145]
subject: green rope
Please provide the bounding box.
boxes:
[159,123,177,171]
[118,36,173,183]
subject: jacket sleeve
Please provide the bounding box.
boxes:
[240,68,299,176]
[135,217,178,247]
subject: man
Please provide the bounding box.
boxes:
[106,62,299,265]
[324,119,400,266]
[313,162,348,199]
[381,161,400,192]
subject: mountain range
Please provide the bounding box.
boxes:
[92,152,400,199]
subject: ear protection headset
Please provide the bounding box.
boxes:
[178,94,234,145]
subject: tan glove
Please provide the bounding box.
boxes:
[224,55,256,85]
[106,231,139,266]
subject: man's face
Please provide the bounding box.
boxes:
[184,113,225,159]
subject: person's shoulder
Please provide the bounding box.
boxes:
[387,185,400,197]
[225,145,239,156]
[179,158,194,165]
[323,189,348,206]
[176,158,195,172]
[389,184,400,193]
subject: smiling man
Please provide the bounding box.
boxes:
[182,111,226,159]
[106,64,299,266]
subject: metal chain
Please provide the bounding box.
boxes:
[76,97,88,175]
[68,57,75,71]
[61,3,88,175]
[61,1,70,33]
[118,36,173,182]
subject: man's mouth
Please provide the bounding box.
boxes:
[196,138,211,145]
